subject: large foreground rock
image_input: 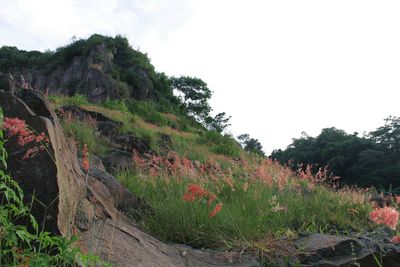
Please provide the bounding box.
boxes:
[0,89,259,267]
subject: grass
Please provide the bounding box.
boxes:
[61,117,109,156]
[116,155,375,252]
[48,95,391,264]
[49,94,243,161]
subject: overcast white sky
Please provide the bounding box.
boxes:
[1,0,399,154]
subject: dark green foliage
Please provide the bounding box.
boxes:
[205,112,231,133]
[64,94,89,106]
[369,116,400,161]
[126,100,179,128]
[0,46,51,70]
[171,76,212,121]
[271,119,400,190]
[102,98,129,113]
[238,134,265,156]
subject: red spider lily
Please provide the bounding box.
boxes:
[391,236,400,244]
[209,203,223,218]
[82,144,89,173]
[4,117,31,141]
[183,192,196,201]
[183,184,209,201]
[22,147,41,160]
[369,207,399,230]
[3,117,49,159]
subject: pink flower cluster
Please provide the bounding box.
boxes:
[183,184,209,201]
[369,207,399,230]
[3,117,49,160]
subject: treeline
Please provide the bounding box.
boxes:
[270,117,400,190]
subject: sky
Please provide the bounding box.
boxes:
[1,0,399,154]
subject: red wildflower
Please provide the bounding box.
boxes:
[82,144,89,173]
[4,117,31,138]
[369,207,399,230]
[209,203,223,218]
[3,117,49,159]
[35,132,48,143]
[182,184,208,202]
[390,236,400,244]
[183,192,196,201]
[188,184,208,197]
[22,147,40,160]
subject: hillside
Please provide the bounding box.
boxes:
[1,35,400,266]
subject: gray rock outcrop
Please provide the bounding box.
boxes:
[0,42,153,102]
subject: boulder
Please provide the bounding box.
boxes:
[102,149,133,172]
[294,232,400,266]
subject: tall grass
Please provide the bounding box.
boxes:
[116,155,374,250]
[61,116,109,156]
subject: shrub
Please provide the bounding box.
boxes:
[198,131,242,158]
[64,94,89,106]
[102,98,129,113]
[126,100,173,127]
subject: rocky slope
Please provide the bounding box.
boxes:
[0,89,259,267]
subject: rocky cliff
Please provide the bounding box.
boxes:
[0,35,170,103]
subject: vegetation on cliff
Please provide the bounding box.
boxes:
[48,94,400,264]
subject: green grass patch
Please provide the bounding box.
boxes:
[61,118,109,156]
[198,131,242,158]
[116,171,374,249]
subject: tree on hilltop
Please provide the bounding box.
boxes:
[171,76,212,121]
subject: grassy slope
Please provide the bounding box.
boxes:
[50,95,382,262]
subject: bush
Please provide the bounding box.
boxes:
[198,131,242,158]
[102,98,129,113]
[64,94,89,106]
[126,100,173,127]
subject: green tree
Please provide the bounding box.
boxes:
[369,116,400,161]
[238,134,265,156]
[205,112,231,133]
[171,76,212,121]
